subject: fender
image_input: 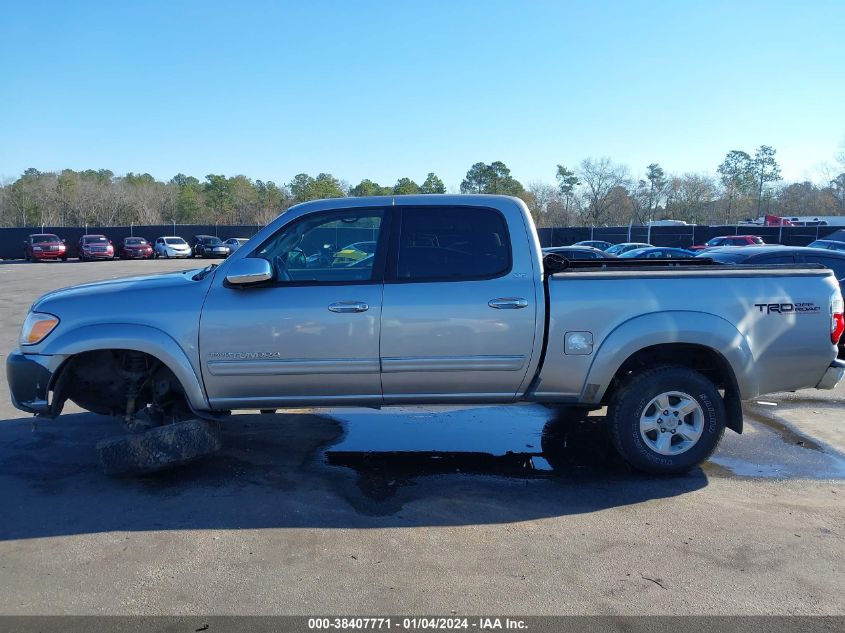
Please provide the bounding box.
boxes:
[581,310,757,404]
[39,323,210,412]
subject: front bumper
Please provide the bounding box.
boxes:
[123,250,153,258]
[6,351,54,415]
[31,251,65,260]
[816,359,845,390]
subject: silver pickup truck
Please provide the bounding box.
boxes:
[7,195,845,475]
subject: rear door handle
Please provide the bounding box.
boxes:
[328,301,369,313]
[488,297,528,309]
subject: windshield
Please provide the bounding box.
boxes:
[165,238,186,245]
[125,238,147,245]
[83,236,108,243]
[750,236,764,244]
[202,237,223,245]
[32,235,60,244]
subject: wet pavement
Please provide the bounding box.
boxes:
[2,398,844,542]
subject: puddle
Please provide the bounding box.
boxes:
[322,402,845,495]
[322,404,632,501]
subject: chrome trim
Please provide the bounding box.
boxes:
[488,297,528,309]
[328,301,369,313]
[206,358,380,376]
[381,355,526,372]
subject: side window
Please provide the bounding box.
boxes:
[804,255,845,280]
[254,209,384,283]
[396,206,511,282]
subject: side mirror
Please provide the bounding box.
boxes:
[225,258,273,287]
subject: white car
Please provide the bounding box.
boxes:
[153,236,192,259]
[223,238,250,253]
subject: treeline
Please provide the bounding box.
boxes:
[2,145,844,228]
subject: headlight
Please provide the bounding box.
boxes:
[20,312,60,345]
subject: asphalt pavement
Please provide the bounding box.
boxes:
[0,258,843,615]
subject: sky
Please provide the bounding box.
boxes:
[1,0,843,190]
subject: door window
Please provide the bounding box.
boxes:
[253,209,385,283]
[395,207,510,281]
[804,255,845,280]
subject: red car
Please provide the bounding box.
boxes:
[24,234,67,261]
[689,235,765,252]
[117,237,154,259]
[78,234,115,261]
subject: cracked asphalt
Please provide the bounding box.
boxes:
[0,259,843,615]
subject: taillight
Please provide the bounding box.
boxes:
[831,290,844,345]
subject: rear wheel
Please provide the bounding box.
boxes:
[607,365,726,474]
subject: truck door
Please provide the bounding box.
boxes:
[199,207,388,409]
[380,205,537,403]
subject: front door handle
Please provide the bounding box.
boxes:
[328,301,369,313]
[488,297,528,309]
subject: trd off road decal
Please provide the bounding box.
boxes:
[754,302,820,315]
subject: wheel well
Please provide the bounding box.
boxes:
[52,349,188,419]
[606,343,743,433]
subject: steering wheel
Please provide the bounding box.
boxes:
[273,255,292,281]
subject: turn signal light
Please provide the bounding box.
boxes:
[20,312,60,345]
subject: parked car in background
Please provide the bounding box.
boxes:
[573,240,613,251]
[77,234,114,261]
[117,237,154,259]
[808,240,845,252]
[223,238,250,253]
[332,241,377,265]
[543,246,615,260]
[24,234,67,262]
[604,242,652,256]
[619,247,696,259]
[700,245,845,350]
[190,235,231,258]
[153,236,192,259]
[690,235,765,251]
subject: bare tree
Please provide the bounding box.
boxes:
[576,158,631,226]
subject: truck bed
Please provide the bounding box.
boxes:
[532,263,839,404]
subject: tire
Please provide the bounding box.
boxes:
[607,365,726,475]
[96,418,222,476]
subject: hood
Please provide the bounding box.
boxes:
[34,268,210,312]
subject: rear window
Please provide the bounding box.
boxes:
[396,207,510,281]
[750,236,764,244]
